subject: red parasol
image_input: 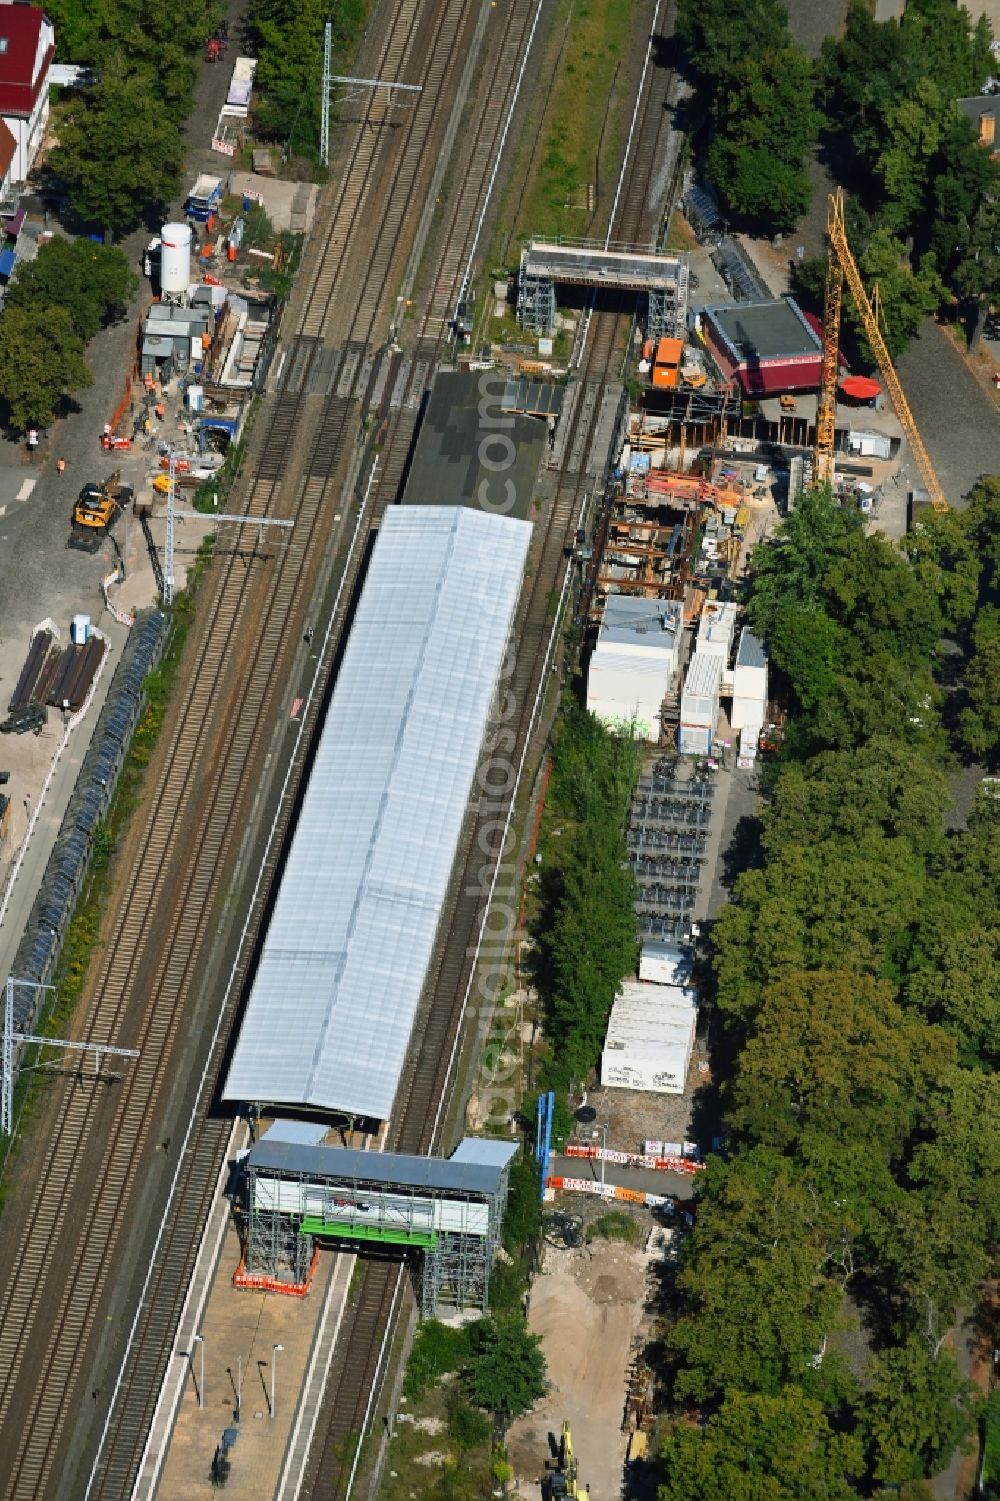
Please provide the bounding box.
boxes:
[840,375,881,400]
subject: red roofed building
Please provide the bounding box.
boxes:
[0,4,55,185]
[697,296,825,397]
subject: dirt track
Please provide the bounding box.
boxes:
[507,1238,663,1501]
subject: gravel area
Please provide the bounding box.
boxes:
[783,0,849,56]
[893,322,1000,506]
[508,1238,666,1501]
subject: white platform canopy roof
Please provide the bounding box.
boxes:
[223,506,531,1121]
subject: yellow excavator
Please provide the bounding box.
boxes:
[72,471,135,532]
[545,1422,587,1501]
[814,189,948,512]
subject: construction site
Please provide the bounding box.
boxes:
[0,0,977,1485]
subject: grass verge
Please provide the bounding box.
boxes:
[586,1209,643,1244]
[505,0,633,253]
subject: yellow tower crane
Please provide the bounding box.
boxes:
[814,189,949,512]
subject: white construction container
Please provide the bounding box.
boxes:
[731,627,769,732]
[587,595,683,741]
[639,941,693,987]
[679,650,722,754]
[696,599,739,660]
[159,222,192,296]
[602,980,697,1095]
[71,614,91,645]
[737,726,759,768]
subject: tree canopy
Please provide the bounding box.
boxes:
[818,0,999,346]
[660,475,1000,1494]
[249,0,368,155]
[659,1387,864,1501]
[0,305,92,431]
[665,1150,844,1403]
[47,0,219,234]
[706,47,819,227]
[463,1317,546,1423]
[676,0,818,231]
[861,1339,978,1484]
[50,69,185,235]
[6,237,137,342]
[532,703,638,1087]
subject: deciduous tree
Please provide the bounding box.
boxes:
[706,47,819,228]
[6,237,137,342]
[714,834,926,1026]
[658,1386,864,1501]
[850,231,943,363]
[955,197,1000,354]
[665,1151,843,1402]
[959,606,1000,760]
[676,0,789,94]
[0,305,92,431]
[761,740,950,860]
[861,1339,978,1484]
[729,970,953,1156]
[50,70,184,235]
[464,1317,546,1424]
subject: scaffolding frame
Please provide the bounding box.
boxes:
[516,242,689,339]
[516,266,557,334]
[244,1153,513,1315]
[647,259,689,342]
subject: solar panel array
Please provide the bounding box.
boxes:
[224,506,532,1122]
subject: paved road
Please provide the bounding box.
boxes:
[895,320,1000,506]
[0,0,247,665]
[550,1154,697,1202]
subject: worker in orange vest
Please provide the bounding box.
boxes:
[56,457,66,476]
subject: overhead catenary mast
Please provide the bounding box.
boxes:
[318,22,422,168]
[161,451,294,608]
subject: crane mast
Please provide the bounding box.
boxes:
[814,189,948,512]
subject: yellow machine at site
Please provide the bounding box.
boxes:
[545,1422,587,1501]
[814,189,948,512]
[72,472,134,532]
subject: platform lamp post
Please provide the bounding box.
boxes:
[271,1344,284,1420]
[192,1333,204,1409]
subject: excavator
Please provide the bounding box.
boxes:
[814,189,948,512]
[544,1422,587,1501]
[71,471,135,533]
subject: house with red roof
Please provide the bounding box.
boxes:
[0,5,55,185]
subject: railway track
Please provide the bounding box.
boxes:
[0,0,679,1491]
[300,8,681,1495]
[0,0,513,1489]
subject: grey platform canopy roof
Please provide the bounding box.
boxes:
[248,1135,518,1197]
[223,506,532,1121]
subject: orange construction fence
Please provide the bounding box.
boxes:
[562,1142,705,1175]
[232,1247,320,1298]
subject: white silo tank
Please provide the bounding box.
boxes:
[159,222,192,296]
